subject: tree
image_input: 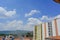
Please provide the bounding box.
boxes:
[26,32,33,37]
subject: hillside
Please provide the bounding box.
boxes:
[0,30,32,36]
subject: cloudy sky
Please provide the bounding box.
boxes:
[0,0,60,31]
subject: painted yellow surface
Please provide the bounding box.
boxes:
[33,24,42,40]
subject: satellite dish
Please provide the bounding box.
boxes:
[53,0,60,4]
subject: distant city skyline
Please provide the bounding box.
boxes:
[0,0,60,31]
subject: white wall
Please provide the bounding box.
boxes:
[42,23,45,40]
[46,23,49,37]
[52,20,56,36]
[57,19,60,35]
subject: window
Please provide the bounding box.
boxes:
[48,22,53,36]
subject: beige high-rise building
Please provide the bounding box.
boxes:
[33,24,42,40]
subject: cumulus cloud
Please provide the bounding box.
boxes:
[0,14,60,31]
[55,15,60,19]
[40,15,60,22]
[25,10,40,17]
[0,17,41,31]
[41,16,49,20]
[5,9,16,17]
[0,7,16,18]
[0,20,33,31]
[20,17,41,31]
[0,20,23,31]
[28,17,41,25]
[40,16,54,22]
[0,7,60,31]
[25,17,42,31]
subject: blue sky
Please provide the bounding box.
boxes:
[0,0,60,31]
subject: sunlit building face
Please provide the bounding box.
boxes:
[33,18,60,40]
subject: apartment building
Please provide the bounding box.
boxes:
[33,18,60,40]
[33,24,42,40]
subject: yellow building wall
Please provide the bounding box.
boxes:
[33,24,42,40]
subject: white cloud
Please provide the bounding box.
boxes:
[0,7,60,31]
[28,17,41,25]
[5,9,16,17]
[40,15,60,22]
[5,20,23,30]
[0,14,60,31]
[25,10,40,17]
[0,17,41,31]
[0,20,33,31]
[25,17,42,31]
[0,7,16,18]
[20,17,41,31]
[40,16,54,22]
[0,20,23,31]
[55,15,60,19]
[41,16,49,20]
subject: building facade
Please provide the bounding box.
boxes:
[33,18,60,40]
[33,24,42,40]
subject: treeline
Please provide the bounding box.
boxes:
[22,32,33,37]
[0,34,17,37]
